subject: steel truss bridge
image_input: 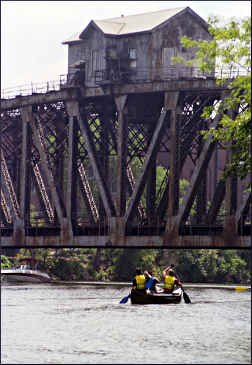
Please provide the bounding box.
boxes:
[0,73,251,247]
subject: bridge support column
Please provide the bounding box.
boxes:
[163,91,180,245]
[114,95,128,218]
[223,149,238,245]
[65,101,80,241]
[222,106,238,246]
[13,106,33,245]
[109,216,126,245]
[98,104,111,221]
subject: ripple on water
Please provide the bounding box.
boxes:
[1,286,251,364]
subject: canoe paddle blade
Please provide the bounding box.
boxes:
[120,295,130,304]
[182,288,191,304]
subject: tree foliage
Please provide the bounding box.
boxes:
[1,255,13,269]
[172,16,251,180]
[4,248,250,284]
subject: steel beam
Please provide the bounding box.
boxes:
[1,80,225,112]
[115,95,128,217]
[31,115,71,244]
[1,234,250,248]
[125,108,170,225]
[206,178,226,224]
[173,112,221,229]
[65,101,79,234]
[235,192,251,226]
[75,102,116,217]
[20,107,32,225]
[1,150,20,220]
[166,92,180,218]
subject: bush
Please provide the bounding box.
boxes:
[47,258,87,281]
[1,255,13,269]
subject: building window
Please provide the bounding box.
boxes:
[91,50,104,72]
[128,48,137,68]
[130,60,137,68]
[92,51,97,72]
[129,48,137,59]
[162,47,177,66]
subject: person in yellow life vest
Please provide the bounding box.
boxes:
[132,268,148,293]
[163,268,182,293]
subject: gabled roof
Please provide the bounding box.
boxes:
[62,6,209,44]
[62,31,83,44]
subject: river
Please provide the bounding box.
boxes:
[1,283,251,364]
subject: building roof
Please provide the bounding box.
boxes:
[62,6,208,44]
[93,7,187,35]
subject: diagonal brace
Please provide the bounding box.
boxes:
[125,109,170,225]
[30,110,65,224]
[75,102,116,217]
[175,113,222,227]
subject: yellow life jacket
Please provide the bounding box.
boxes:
[136,274,146,289]
[164,275,176,290]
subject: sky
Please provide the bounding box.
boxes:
[1,1,251,90]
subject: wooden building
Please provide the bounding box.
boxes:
[62,7,213,87]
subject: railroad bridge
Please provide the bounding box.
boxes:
[1,71,250,248]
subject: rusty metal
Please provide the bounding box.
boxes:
[0,190,12,224]
[0,74,250,247]
[1,150,20,219]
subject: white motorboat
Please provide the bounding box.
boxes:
[1,264,51,283]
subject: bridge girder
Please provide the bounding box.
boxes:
[0,81,250,247]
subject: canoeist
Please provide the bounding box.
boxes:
[132,268,148,293]
[147,270,161,293]
[163,268,182,293]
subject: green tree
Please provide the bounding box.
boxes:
[1,255,13,269]
[172,16,251,180]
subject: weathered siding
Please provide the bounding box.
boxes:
[68,25,106,86]
[151,12,212,78]
[105,33,152,81]
[67,11,212,85]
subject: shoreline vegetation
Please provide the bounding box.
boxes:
[1,248,250,285]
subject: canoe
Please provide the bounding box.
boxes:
[130,287,182,305]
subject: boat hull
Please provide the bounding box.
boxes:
[130,288,182,305]
[1,269,51,283]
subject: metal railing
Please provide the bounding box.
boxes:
[1,75,68,100]
[1,67,250,100]
[95,66,250,84]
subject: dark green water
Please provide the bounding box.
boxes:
[1,283,251,364]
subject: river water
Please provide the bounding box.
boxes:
[1,283,251,364]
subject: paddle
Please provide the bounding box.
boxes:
[181,286,191,304]
[120,294,131,304]
[120,277,154,303]
[171,268,191,304]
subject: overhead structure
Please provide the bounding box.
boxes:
[1,7,250,247]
